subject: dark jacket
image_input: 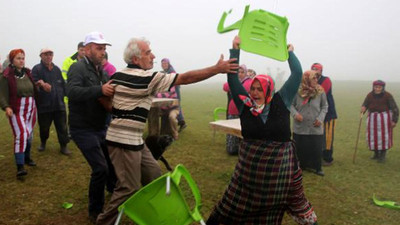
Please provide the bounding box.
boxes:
[32,61,66,113]
[66,57,109,130]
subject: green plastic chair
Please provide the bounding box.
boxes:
[217,5,289,61]
[372,194,400,210]
[115,164,206,225]
[213,107,227,121]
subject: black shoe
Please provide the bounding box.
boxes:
[315,170,325,176]
[60,146,71,155]
[37,142,46,151]
[178,123,187,132]
[25,158,36,166]
[17,165,28,177]
[89,211,100,224]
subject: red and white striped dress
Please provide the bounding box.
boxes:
[9,96,37,153]
[366,111,392,151]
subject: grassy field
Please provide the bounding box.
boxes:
[0,80,399,225]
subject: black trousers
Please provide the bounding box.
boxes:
[70,127,117,214]
[37,111,69,146]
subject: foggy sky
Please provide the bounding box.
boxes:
[1,0,399,82]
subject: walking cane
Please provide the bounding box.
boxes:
[353,112,364,164]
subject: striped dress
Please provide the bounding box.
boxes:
[362,91,398,151]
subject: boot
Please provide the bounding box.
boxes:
[37,142,46,151]
[25,158,36,166]
[370,150,379,160]
[378,150,386,163]
[60,145,71,155]
[17,164,27,177]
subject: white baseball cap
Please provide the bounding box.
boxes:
[84,31,111,46]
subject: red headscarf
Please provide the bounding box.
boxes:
[311,63,323,72]
[239,74,275,116]
[8,49,25,65]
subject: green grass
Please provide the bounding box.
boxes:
[0,80,399,225]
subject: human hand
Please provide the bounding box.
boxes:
[313,119,322,127]
[360,106,366,114]
[215,54,239,74]
[287,44,294,52]
[5,107,13,118]
[102,80,115,97]
[294,113,303,122]
[233,35,241,49]
[42,83,52,92]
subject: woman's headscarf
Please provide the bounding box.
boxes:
[372,80,385,92]
[298,70,324,104]
[239,74,275,117]
[161,58,176,73]
[9,49,25,65]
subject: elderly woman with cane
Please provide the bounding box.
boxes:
[206,36,318,225]
[361,80,398,163]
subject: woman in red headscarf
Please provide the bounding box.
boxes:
[207,37,318,225]
[291,71,328,176]
[361,80,398,162]
[0,49,38,178]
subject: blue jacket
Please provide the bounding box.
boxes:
[32,61,66,113]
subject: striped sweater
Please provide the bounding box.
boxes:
[106,64,177,150]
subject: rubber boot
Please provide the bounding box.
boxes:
[25,158,36,166]
[37,142,46,151]
[17,164,27,177]
[378,150,386,163]
[60,145,71,155]
[370,150,379,160]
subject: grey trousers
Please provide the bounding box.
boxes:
[96,145,162,225]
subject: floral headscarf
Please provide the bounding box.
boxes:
[161,58,176,73]
[239,74,275,116]
[298,70,324,104]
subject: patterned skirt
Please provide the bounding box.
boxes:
[210,139,317,225]
[367,111,393,151]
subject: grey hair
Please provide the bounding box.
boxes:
[123,37,150,64]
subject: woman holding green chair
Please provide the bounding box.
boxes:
[207,37,318,225]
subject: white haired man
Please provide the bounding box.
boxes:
[96,37,239,225]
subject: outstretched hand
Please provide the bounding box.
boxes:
[215,54,239,74]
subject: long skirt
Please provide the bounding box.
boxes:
[293,134,323,172]
[367,111,393,151]
[209,139,317,225]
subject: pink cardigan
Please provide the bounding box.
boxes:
[223,77,252,116]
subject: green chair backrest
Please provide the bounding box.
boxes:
[116,164,205,225]
[217,5,289,61]
[213,107,227,121]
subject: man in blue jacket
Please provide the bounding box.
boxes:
[66,31,117,223]
[32,48,70,155]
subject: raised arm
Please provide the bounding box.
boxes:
[228,36,248,115]
[278,45,303,109]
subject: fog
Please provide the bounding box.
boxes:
[1,0,399,82]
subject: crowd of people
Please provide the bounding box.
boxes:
[0,31,398,225]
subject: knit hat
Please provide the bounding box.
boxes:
[40,48,53,55]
